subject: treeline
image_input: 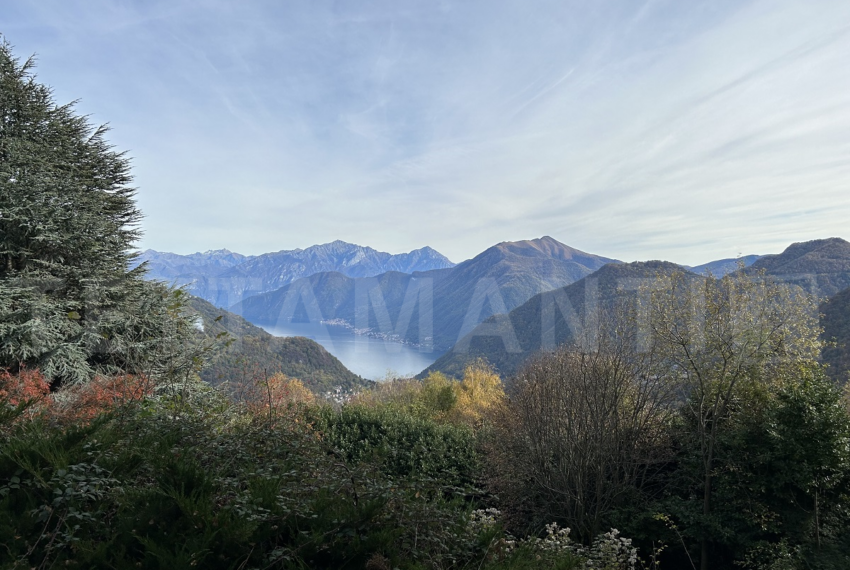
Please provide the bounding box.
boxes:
[822,287,850,384]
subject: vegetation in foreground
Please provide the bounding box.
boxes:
[5,35,850,570]
[1,366,629,569]
[4,346,850,569]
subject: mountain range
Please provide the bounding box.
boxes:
[230,237,620,352]
[144,237,850,388]
[135,248,254,280]
[136,241,455,307]
[424,238,850,381]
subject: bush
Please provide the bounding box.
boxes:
[311,403,481,490]
[0,388,499,569]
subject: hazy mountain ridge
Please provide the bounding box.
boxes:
[426,238,850,380]
[421,260,688,379]
[685,254,761,276]
[138,241,455,307]
[232,237,620,352]
[136,248,254,280]
[186,295,368,391]
[747,237,850,297]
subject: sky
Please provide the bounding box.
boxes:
[4,0,850,266]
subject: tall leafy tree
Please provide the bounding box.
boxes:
[647,268,822,569]
[0,38,198,385]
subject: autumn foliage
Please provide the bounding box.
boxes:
[0,368,50,423]
[350,361,504,427]
[231,372,316,418]
[1,368,153,425]
[52,374,154,423]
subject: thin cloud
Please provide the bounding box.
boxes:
[5,0,850,265]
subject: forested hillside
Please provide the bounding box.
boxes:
[423,260,691,379]
[187,296,367,392]
[748,237,850,296]
[822,286,850,384]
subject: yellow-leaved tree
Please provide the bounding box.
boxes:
[450,361,504,426]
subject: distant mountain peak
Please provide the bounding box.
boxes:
[488,236,619,265]
[686,254,762,277]
[200,248,239,256]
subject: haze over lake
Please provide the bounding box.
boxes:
[258,321,440,381]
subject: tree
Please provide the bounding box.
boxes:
[485,317,676,541]
[658,362,850,569]
[233,371,315,422]
[0,38,199,385]
[725,365,850,568]
[451,360,504,426]
[646,268,822,569]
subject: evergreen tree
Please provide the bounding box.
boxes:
[0,38,198,385]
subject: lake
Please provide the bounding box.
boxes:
[257,321,441,381]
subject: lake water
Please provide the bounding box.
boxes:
[257,321,440,381]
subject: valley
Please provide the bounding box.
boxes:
[148,237,850,385]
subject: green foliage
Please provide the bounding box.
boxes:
[0,394,473,568]
[412,372,459,416]
[0,39,201,386]
[0,386,606,569]
[821,286,850,384]
[648,365,850,569]
[311,403,481,489]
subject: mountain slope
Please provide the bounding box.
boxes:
[422,261,695,379]
[425,237,850,380]
[747,238,850,297]
[186,296,368,392]
[821,287,850,385]
[687,254,761,277]
[413,237,619,350]
[232,237,619,352]
[144,241,455,307]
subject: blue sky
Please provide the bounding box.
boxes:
[5,0,850,265]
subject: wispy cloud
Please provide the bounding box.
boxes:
[5,0,850,265]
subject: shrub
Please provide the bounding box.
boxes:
[311,403,481,490]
